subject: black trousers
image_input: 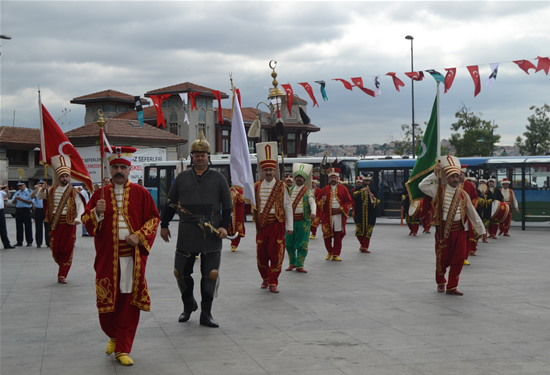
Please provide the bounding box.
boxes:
[175,251,221,304]
[15,207,33,245]
[34,207,49,246]
[0,209,12,247]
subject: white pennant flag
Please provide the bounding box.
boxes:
[372,75,381,97]
[179,93,189,124]
[486,63,499,87]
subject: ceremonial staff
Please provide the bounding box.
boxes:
[97,110,106,199]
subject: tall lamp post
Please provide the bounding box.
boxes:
[405,35,416,158]
[0,34,12,56]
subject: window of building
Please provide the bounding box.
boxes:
[169,109,178,135]
[222,130,230,153]
[7,149,28,166]
[199,108,206,123]
[287,133,296,155]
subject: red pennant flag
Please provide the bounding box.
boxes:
[350,77,375,97]
[298,82,319,107]
[332,78,353,91]
[149,94,171,128]
[385,73,405,92]
[467,65,481,97]
[235,88,242,108]
[536,56,550,75]
[281,84,294,115]
[211,90,223,124]
[189,91,201,111]
[404,71,424,81]
[513,60,537,75]
[39,103,93,191]
[444,68,457,93]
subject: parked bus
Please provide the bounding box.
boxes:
[143,155,359,214]
[356,156,550,228]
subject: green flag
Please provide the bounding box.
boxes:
[406,96,438,202]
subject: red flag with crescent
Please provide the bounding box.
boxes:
[467,65,481,97]
[211,90,223,124]
[149,94,171,128]
[332,78,353,91]
[298,82,319,107]
[404,71,425,81]
[350,77,375,97]
[385,73,405,92]
[513,60,537,75]
[39,103,93,191]
[444,68,456,93]
[189,91,201,110]
[281,84,294,115]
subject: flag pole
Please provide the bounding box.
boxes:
[97,110,106,200]
[436,79,443,243]
[38,88,48,181]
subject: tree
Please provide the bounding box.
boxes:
[514,104,550,155]
[449,105,500,157]
[390,124,425,156]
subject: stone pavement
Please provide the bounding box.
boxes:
[1,216,549,375]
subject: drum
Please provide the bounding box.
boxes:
[408,199,425,219]
[491,200,510,223]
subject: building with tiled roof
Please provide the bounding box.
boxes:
[0,126,43,185]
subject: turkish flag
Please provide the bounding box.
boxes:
[189,91,201,111]
[350,77,375,97]
[332,78,353,91]
[385,73,405,92]
[281,84,294,115]
[150,94,171,128]
[467,65,481,97]
[513,60,537,75]
[404,71,424,81]
[39,103,93,191]
[298,82,319,107]
[444,68,457,93]
[536,56,550,75]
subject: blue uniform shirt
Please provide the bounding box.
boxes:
[13,189,33,208]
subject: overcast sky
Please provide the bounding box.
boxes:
[1,1,549,147]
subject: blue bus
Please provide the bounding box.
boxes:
[357,156,550,228]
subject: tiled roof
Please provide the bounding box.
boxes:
[113,106,157,121]
[71,89,148,105]
[146,82,229,99]
[65,118,186,145]
[0,126,41,147]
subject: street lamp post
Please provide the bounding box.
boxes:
[405,35,416,158]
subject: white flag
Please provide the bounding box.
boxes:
[179,93,189,124]
[230,91,256,208]
[486,63,499,87]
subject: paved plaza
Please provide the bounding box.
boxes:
[1,216,549,375]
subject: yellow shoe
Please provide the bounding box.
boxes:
[105,338,116,355]
[310,234,315,239]
[464,259,470,266]
[332,255,342,262]
[231,246,236,252]
[325,253,332,260]
[117,355,134,366]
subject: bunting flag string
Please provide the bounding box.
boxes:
[332,78,354,91]
[385,73,405,92]
[514,60,537,74]
[444,68,456,93]
[315,80,328,101]
[351,77,375,97]
[281,83,294,115]
[298,82,319,107]
[189,91,201,111]
[486,63,499,87]
[467,65,481,97]
[536,56,550,75]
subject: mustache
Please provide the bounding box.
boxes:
[114,173,124,178]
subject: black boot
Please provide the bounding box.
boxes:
[199,300,219,328]
[178,297,198,323]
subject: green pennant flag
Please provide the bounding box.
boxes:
[406,96,438,202]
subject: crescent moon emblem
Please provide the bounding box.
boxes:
[269,60,277,69]
[418,141,427,159]
[58,141,71,157]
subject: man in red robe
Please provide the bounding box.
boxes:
[499,178,519,236]
[229,185,246,252]
[36,155,85,284]
[319,168,353,261]
[82,146,159,366]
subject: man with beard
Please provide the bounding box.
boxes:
[419,156,485,296]
[319,168,352,261]
[161,131,232,327]
[353,174,380,253]
[253,142,293,293]
[37,156,85,283]
[285,163,316,273]
[82,146,159,366]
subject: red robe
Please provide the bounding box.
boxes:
[82,181,159,313]
[229,186,246,248]
[319,184,353,238]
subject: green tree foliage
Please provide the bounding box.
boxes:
[392,124,424,156]
[449,105,500,157]
[514,104,550,155]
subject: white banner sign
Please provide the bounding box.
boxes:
[77,146,166,183]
